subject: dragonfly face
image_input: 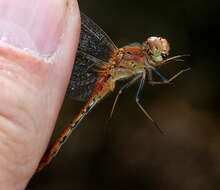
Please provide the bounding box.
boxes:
[143,36,170,67]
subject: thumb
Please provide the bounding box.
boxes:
[0,0,80,189]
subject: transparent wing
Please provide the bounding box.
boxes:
[66,13,117,101]
[79,13,117,62]
[67,51,106,101]
[125,42,142,48]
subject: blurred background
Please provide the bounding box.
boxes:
[28,0,220,189]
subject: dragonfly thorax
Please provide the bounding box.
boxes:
[109,47,147,81]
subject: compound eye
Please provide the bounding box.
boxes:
[161,53,168,59]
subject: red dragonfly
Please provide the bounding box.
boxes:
[36,13,189,172]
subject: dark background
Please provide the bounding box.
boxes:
[28,0,220,189]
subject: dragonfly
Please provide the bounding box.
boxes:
[36,13,190,172]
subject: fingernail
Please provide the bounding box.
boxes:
[0,0,69,57]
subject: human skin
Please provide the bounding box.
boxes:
[0,0,80,189]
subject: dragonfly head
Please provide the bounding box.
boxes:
[143,36,170,66]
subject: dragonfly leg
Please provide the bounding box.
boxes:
[136,72,165,134]
[152,69,168,81]
[147,69,169,86]
[166,68,191,82]
[109,75,141,119]
[149,68,190,86]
